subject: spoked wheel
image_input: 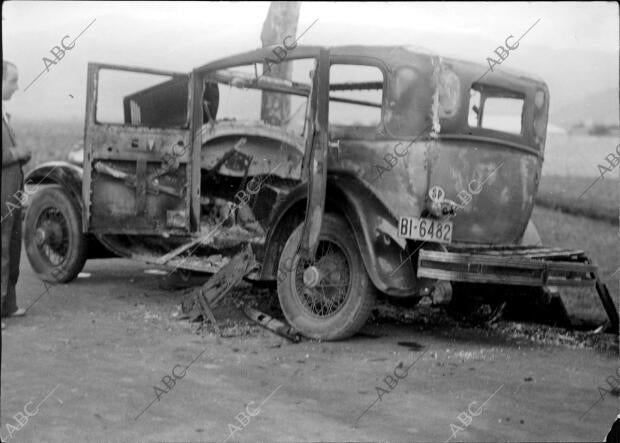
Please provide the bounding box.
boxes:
[296,240,351,318]
[24,185,87,283]
[277,214,376,340]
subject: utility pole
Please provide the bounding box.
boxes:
[260,1,301,125]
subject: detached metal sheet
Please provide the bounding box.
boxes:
[417,248,598,287]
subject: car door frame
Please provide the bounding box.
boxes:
[298,48,330,259]
[83,62,195,235]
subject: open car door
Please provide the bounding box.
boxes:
[83,63,193,235]
[298,49,330,259]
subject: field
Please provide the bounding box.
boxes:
[9,119,619,324]
[536,175,617,223]
[12,118,83,173]
[539,133,619,223]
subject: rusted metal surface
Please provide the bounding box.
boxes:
[80,45,606,316]
[417,247,618,329]
[242,305,302,343]
[94,163,183,198]
[200,122,303,180]
[84,62,192,235]
[299,48,329,259]
[584,257,619,332]
[183,244,256,322]
[418,249,597,286]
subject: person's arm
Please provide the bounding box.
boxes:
[3,119,31,166]
[2,145,31,167]
[2,144,18,167]
[11,146,32,164]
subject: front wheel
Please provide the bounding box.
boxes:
[24,185,87,283]
[277,214,376,340]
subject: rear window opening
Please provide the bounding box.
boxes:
[468,87,524,135]
[328,64,384,128]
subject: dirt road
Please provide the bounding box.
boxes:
[1,253,617,442]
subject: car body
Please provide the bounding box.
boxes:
[24,45,617,339]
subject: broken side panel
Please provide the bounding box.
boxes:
[83,63,192,235]
[299,48,330,259]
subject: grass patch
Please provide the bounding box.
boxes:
[536,174,618,223]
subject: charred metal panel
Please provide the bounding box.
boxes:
[331,138,429,222]
[331,135,540,245]
[83,62,192,235]
[200,123,304,180]
[86,125,190,234]
[89,126,190,160]
[418,247,618,330]
[136,159,147,215]
[418,248,597,286]
[326,175,422,296]
[189,71,201,233]
[299,48,329,259]
[259,175,422,296]
[437,57,548,152]
[425,139,540,244]
[89,164,188,234]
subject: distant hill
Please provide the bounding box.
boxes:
[550,88,619,128]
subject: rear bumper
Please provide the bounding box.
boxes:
[417,245,618,330]
[418,246,596,287]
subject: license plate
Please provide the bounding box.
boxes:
[398,216,453,243]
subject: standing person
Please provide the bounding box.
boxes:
[2,60,31,330]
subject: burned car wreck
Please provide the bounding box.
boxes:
[23,45,618,340]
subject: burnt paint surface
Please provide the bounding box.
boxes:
[85,124,190,234]
[323,47,547,246]
[84,62,193,235]
[257,176,420,296]
[426,139,540,243]
[326,175,420,295]
[200,122,304,179]
[80,49,549,291]
[330,136,540,245]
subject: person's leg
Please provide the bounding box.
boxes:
[6,206,22,314]
[1,208,17,317]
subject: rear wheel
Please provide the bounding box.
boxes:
[24,185,87,283]
[277,214,375,340]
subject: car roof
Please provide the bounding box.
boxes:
[193,44,546,87]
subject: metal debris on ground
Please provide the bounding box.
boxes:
[241,305,302,343]
[182,244,257,328]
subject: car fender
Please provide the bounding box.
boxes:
[24,161,84,211]
[24,162,115,258]
[261,173,421,297]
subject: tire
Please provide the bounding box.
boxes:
[24,185,87,283]
[277,213,376,340]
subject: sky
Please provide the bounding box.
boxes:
[2,1,618,121]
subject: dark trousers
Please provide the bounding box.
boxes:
[1,205,21,317]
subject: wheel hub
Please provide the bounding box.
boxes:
[294,240,352,318]
[35,227,48,246]
[35,222,61,247]
[303,266,321,288]
[34,207,69,265]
